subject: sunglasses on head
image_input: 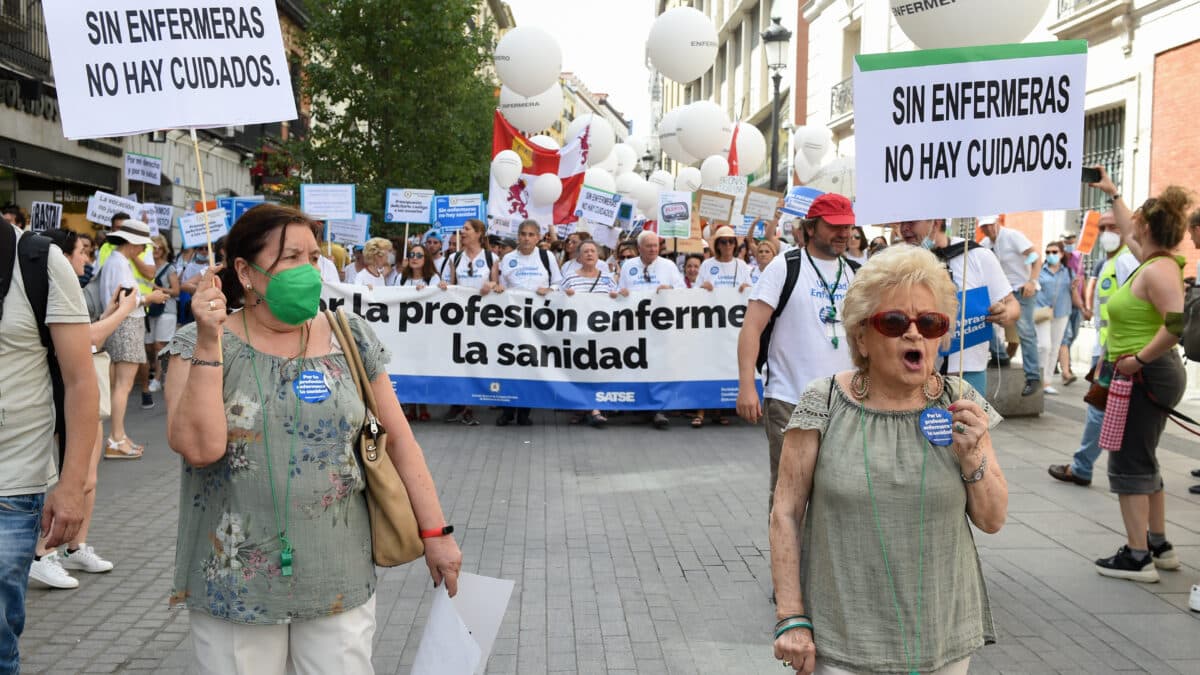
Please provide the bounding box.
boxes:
[867,310,951,339]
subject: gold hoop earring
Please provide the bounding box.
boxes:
[923,374,944,401]
[850,370,870,400]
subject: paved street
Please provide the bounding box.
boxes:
[19,373,1200,674]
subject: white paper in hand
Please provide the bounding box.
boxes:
[451,573,515,675]
[411,585,480,675]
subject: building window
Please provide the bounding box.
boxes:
[732,25,742,68]
[1078,107,1125,212]
[750,6,760,49]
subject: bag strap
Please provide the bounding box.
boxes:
[325,309,381,422]
[0,225,15,323]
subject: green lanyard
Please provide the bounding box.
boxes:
[806,249,845,348]
[245,311,305,577]
[860,403,928,675]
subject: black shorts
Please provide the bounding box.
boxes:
[1107,350,1187,494]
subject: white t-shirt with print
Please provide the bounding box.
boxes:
[560,258,582,278]
[938,239,1014,375]
[697,258,753,289]
[449,250,493,290]
[354,268,397,288]
[397,273,441,288]
[749,249,855,405]
[318,256,341,284]
[618,256,683,292]
[982,227,1035,291]
[500,249,562,292]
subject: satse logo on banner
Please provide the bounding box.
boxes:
[41,1,298,140]
[853,41,1088,224]
[124,152,162,184]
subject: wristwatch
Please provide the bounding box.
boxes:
[962,454,988,483]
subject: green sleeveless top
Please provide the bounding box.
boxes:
[1106,255,1185,361]
[785,376,1001,673]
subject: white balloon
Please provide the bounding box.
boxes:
[566,114,616,167]
[890,0,1051,50]
[678,101,731,161]
[614,172,643,198]
[646,7,719,84]
[529,134,560,150]
[675,166,703,192]
[648,169,674,192]
[494,26,562,97]
[700,155,729,188]
[596,148,619,174]
[613,144,638,176]
[807,156,856,201]
[722,122,767,177]
[794,126,834,169]
[625,137,647,158]
[530,173,563,206]
[491,150,523,188]
[498,84,563,134]
[584,167,617,194]
[658,107,696,165]
[633,179,661,215]
[793,150,820,185]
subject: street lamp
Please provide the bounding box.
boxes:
[639,152,655,179]
[762,16,792,192]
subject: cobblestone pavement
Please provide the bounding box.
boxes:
[19,378,1200,674]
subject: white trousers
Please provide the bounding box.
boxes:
[813,656,970,675]
[1037,315,1070,384]
[189,595,376,675]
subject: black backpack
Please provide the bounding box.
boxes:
[1183,282,1199,361]
[756,249,861,380]
[0,227,66,455]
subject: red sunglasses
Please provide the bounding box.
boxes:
[867,310,951,339]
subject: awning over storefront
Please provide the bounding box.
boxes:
[0,136,119,192]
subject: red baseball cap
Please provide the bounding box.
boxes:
[807,193,855,226]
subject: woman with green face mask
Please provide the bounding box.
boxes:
[161,204,461,672]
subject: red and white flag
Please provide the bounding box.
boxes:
[488,111,587,230]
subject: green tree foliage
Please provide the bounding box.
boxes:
[291,0,496,236]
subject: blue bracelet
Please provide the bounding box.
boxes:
[774,620,813,640]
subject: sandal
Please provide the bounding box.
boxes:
[691,416,704,429]
[714,415,731,426]
[1062,374,1078,386]
[104,436,142,460]
[587,412,608,428]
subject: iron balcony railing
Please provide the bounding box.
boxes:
[830,76,853,119]
[1059,0,1101,18]
[0,0,52,81]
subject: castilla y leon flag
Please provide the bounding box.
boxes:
[488,110,586,230]
[727,122,739,176]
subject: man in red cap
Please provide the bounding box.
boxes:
[736,193,859,523]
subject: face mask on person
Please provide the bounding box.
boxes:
[1045,253,1061,266]
[1099,231,1121,253]
[1064,244,1075,253]
[194,254,209,265]
[920,236,936,250]
[1025,251,1038,265]
[250,263,323,325]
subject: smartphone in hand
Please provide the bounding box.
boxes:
[1081,167,1101,184]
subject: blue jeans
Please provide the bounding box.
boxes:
[1015,293,1040,382]
[0,493,44,674]
[1070,403,1105,481]
[1062,307,1082,346]
[962,370,988,396]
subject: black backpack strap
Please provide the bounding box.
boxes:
[757,248,805,378]
[539,248,552,284]
[0,226,14,324]
[17,232,65,455]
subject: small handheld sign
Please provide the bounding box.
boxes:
[919,408,954,447]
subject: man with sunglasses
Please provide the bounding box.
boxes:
[896,219,1018,394]
[737,193,859,517]
[617,230,683,429]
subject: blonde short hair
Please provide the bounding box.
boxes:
[842,245,959,371]
[363,237,393,260]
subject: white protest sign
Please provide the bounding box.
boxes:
[853,41,1088,223]
[716,175,748,217]
[124,152,162,184]
[30,202,64,232]
[178,209,229,249]
[41,1,297,140]
[300,184,356,221]
[591,221,620,249]
[743,187,783,221]
[657,191,693,239]
[411,585,481,675]
[696,189,735,224]
[488,215,519,240]
[326,213,371,246]
[144,203,173,235]
[385,188,435,224]
[574,185,622,227]
[86,191,142,226]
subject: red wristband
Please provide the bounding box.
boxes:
[420,525,454,539]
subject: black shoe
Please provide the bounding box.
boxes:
[442,407,464,424]
[1021,381,1039,397]
[1190,484,1200,495]
[496,412,514,427]
[1048,464,1091,486]
[1149,537,1181,570]
[1191,469,1200,478]
[516,415,533,427]
[1095,545,1159,583]
[141,392,155,410]
[652,412,670,430]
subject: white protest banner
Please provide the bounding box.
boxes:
[320,285,758,411]
[574,185,621,227]
[488,215,519,240]
[716,175,748,217]
[300,184,356,221]
[30,202,64,232]
[656,191,693,239]
[178,208,229,249]
[695,189,735,224]
[41,1,297,140]
[782,186,824,217]
[124,152,162,184]
[385,188,435,224]
[433,194,484,234]
[743,187,783,221]
[86,191,142,226]
[327,213,371,246]
[591,221,619,249]
[144,203,174,235]
[853,41,1088,223]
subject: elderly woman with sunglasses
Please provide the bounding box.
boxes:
[771,245,1008,675]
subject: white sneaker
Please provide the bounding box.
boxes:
[61,544,114,573]
[1043,386,1060,396]
[28,552,80,589]
[147,378,162,393]
[1189,584,1200,613]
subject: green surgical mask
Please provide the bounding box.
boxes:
[251,263,323,325]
